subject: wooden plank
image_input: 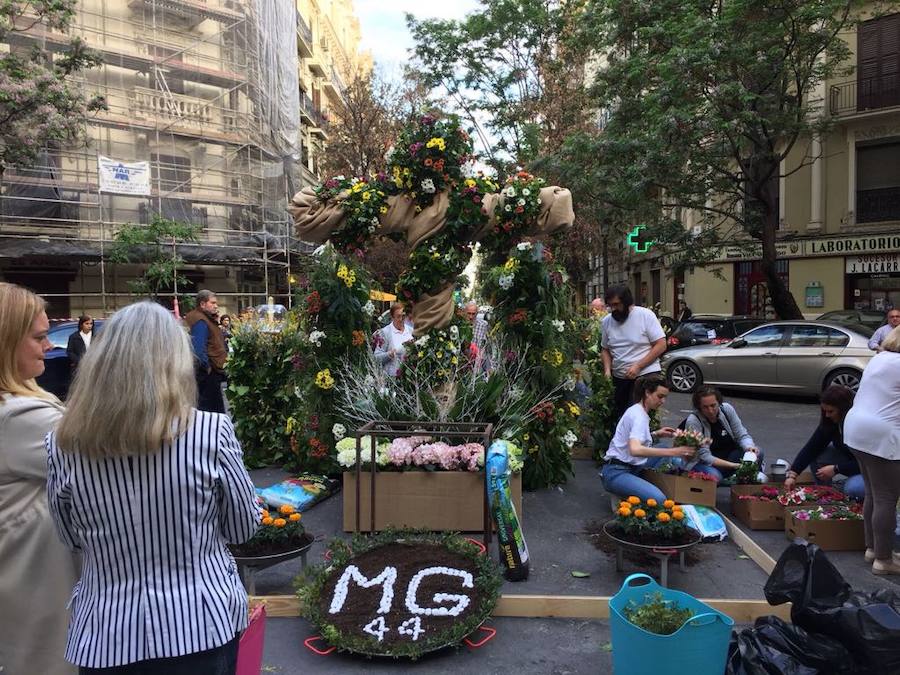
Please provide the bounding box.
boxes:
[251,593,791,622]
[720,511,779,575]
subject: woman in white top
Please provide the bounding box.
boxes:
[0,283,79,675]
[47,301,260,673]
[600,375,695,502]
[844,325,900,575]
[374,302,413,377]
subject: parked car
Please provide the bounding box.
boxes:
[36,319,105,399]
[816,309,885,330]
[661,321,874,395]
[666,315,766,351]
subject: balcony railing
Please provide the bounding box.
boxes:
[857,186,900,224]
[296,10,313,56]
[830,76,900,117]
[132,87,214,127]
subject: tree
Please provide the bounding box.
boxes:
[574,0,866,318]
[109,216,200,307]
[407,1,603,287]
[0,1,106,177]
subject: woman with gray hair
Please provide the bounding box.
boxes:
[845,325,900,575]
[47,301,260,673]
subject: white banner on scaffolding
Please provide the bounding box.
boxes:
[97,155,151,196]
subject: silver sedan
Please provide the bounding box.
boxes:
[660,321,874,395]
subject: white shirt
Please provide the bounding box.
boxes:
[79,330,91,349]
[601,306,666,377]
[844,351,900,460]
[374,323,413,376]
[606,403,653,465]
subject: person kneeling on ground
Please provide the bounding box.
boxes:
[783,384,863,499]
[600,376,696,502]
[681,386,762,481]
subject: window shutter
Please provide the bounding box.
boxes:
[858,13,900,110]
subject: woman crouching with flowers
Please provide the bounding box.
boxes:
[600,376,696,502]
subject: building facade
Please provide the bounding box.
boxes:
[625,7,900,319]
[0,0,366,318]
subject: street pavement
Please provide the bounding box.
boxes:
[253,391,897,674]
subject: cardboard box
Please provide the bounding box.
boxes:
[785,509,865,551]
[641,470,717,507]
[343,471,523,532]
[730,485,785,530]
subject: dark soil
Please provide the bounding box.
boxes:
[229,532,313,558]
[584,519,706,568]
[317,542,486,649]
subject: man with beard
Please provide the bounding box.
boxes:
[184,289,228,412]
[601,285,667,421]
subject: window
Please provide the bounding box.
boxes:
[858,13,900,111]
[733,320,764,335]
[856,140,900,223]
[786,325,849,348]
[152,153,192,222]
[742,325,786,347]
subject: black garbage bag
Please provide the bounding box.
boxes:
[763,542,900,674]
[726,616,855,675]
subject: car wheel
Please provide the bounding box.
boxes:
[823,368,862,393]
[667,361,702,393]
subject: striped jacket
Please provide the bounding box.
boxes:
[46,411,260,668]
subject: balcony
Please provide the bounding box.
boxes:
[127,0,244,25]
[323,67,346,100]
[857,186,900,224]
[298,90,315,125]
[306,55,328,78]
[830,76,900,118]
[130,86,224,134]
[296,11,313,58]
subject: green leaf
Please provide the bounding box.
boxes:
[571,570,590,578]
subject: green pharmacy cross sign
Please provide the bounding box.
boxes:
[627,225,654,253]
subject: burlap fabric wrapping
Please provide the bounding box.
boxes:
[289,186,574,334]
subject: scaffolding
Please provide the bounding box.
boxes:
[0,0,312,317]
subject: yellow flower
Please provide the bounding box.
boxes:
[672,504,684,512]
[289,513,302,522]
[646,498,658,508]
[362,191,371,201]
[658,512,671,523]
[279,504,295,515]
[673,511,685,520]
[380,206,388,214]
[315,369,335,389]
[627,496,641,505]
[436,351,443,358]
[261,510,270,519]
[619,501,630,510]
[451,356,458,365]
[528,445,539,454]
[634,509,646,518]
[503,258,518,271]
[262,516,274,525]
[465,178,476,187]
[273,518,287,528]
[663,500,675,509]
[618,507,632,517]
[426,137,446,151]
[432,252,440,259]
[418,351,424,358]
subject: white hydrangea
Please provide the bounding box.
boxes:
[516,241,532,251]
[498,274,514,290]
[552,319,565,333]
[309,330,326,347]
[362,301,375,316]
[332,423,346,441]
[421,178,436,194]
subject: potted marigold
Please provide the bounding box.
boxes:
[606,496,699,547]
[229,504,313,559]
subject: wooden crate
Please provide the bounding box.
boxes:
[730,485,784,530]
[641,470,717,507]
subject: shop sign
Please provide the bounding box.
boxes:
[810,235,900,256]
[845,253,900,274]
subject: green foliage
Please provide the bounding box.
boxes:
[734,461,762,485]
[0,1,107,175]
[108,216,200,306]
[623,592,693,636]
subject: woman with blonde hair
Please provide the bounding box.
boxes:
[47,301,260,674]
[845,325,900,575]
[0,282,79,675]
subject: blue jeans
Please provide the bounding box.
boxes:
[601,457,681,503]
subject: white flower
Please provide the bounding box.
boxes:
[537,198,542,205]
[562,430,578,449]
[449,325,459,338]
[505,186,516,198]
[563,377,577,391]
[421,178,436,194]
[309,330,326,347]
[522,188,531,196]
[335,175,346,181]
[498,274,514,290]
[517,241,532,251]
[332,423,346,441]
[362,301,375,316]
[368,225,376,233]
[517,198,525,206]
[384,146,395,163]
[350,177,360,185]
[552,319,565,333]
[505,204,512,212]
[415,334,430,346]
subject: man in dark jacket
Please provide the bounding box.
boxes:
[184,290,228,412]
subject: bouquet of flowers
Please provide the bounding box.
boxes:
[334,435,523,473]
[672,429,709,448]
[777,485,846,506]
[791,504,863,521]
[615,496,688,539]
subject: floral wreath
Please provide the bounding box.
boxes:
[297,529,502,659]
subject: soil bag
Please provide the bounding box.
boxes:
[763,542,900,674]
[726,616,855,675]
[256,473,339,512]
[486,440,529,581]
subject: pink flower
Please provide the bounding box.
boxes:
[795,511,811,521]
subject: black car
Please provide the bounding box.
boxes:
[36,319,105,399]
[666,315,765,351]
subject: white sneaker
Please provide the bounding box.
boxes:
[865,549,900,563]
[872,559,900,575]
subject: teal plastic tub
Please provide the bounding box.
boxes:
[609,574,734,675]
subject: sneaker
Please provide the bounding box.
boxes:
[872,559,900,575]
[865,549,900,563]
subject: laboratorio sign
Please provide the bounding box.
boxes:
[664,235,900,266]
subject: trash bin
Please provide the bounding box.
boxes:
[610,573,734,675]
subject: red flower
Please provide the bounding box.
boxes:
[515,206,524,214]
